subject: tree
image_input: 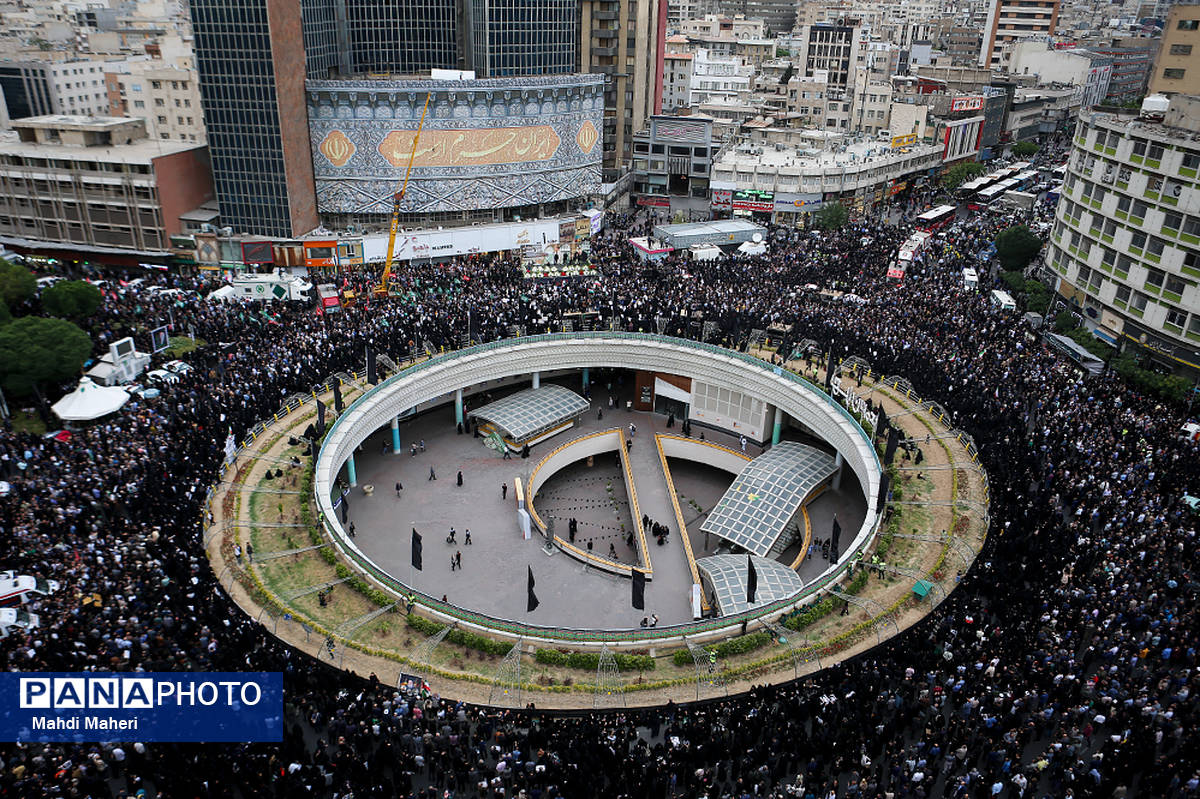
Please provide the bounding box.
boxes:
[0,316,92,400]
[941,162,985,190]
[994,225,1043,271]
[1012,141,1040,157]
[813,202,848,231]
[0,298,10,327]
[42,280,102,320]
[0,259,36,308]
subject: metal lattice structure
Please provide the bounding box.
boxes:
[696,555,806,616]
[837,356,871,377]
[892,532,978,570]
[281,576,353,602]
[761,619,823,679]
[331,603,397,639]
[791,339,821,359]
[828,587,900,642]
[593,645,624,709]
[410,623,453,670]
[701,443,837,557]
[873,563,948,606]
[252,542,331,561]
[684,637,725,701]
[470,385,590,441]
[489,639,524,708]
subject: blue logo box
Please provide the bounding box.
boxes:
[0,672,283,743]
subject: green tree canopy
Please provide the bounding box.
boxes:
[1012,141,1040,157]
[0,316,92,397]
[941,162,986,190]
[0,259,36,308]
[994,225,1044,271]
[42,280,103,320]
[813,202,849,231]
[0,297,10,327]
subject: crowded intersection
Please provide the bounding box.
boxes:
[0,141,1197,799]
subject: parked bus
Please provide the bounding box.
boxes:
[1046,183,1064,204]
[975,179,1021,208]
[1011,170,1040,191]
[916,205,957,231]
[955,176,993,202]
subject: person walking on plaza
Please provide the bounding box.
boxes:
[740,435,747,453]
[395,480,403,497]
[502,482,508,500]
[429,465,437,481]
[454,550,462,569]
[456,470,463,487]
[464,529,472,545]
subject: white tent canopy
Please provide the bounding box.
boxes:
[51,378,130,422]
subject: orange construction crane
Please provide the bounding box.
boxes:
[376,92,431,297]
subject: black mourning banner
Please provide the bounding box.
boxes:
[527,566,539,613]
[411,528,423,571]
[884,427,900,465]
[333,381,344,414]
[632,568,646,610]
[746,555,758,605]
[316,400,326,438]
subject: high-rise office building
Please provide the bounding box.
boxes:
[579,0,667,183]
[190,0,316,237]
[977,0,1059,70]
[191,0,603,238]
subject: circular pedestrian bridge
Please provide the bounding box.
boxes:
[314,333,883,645]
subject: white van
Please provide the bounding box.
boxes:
[990,289,1017,311]
[0,607,39,638]
[962,268,979,291]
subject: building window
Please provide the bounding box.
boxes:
[1189,315,1200,337]
[1166,308,1187,328]
[1115,284,1131,304]
[1145,268,1165,290]
[1170,44,1193,56]
[1130,291,1149,311]
[1163,68,1186,80]
[1166,275,1187,296]
[1177,19,1198,30]
[1164,211,1183,231]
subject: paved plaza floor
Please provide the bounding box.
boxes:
[341,378,867,631]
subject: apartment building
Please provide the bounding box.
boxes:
[0,115,213,255]
[106,62,205,143]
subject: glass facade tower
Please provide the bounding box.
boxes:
[190,0,584,236]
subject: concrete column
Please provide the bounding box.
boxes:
[346,454,357,488]
[391,417,401,454]
[582,368,590,390]
[454,388,464,426]
[532,371,541,389]
[832,451,844,491]
[772,406,785,446]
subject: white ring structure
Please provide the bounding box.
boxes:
[314,333,883,641]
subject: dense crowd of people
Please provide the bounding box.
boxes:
[1,142,1198,798]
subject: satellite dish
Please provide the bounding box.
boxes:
[752,233,763,243]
